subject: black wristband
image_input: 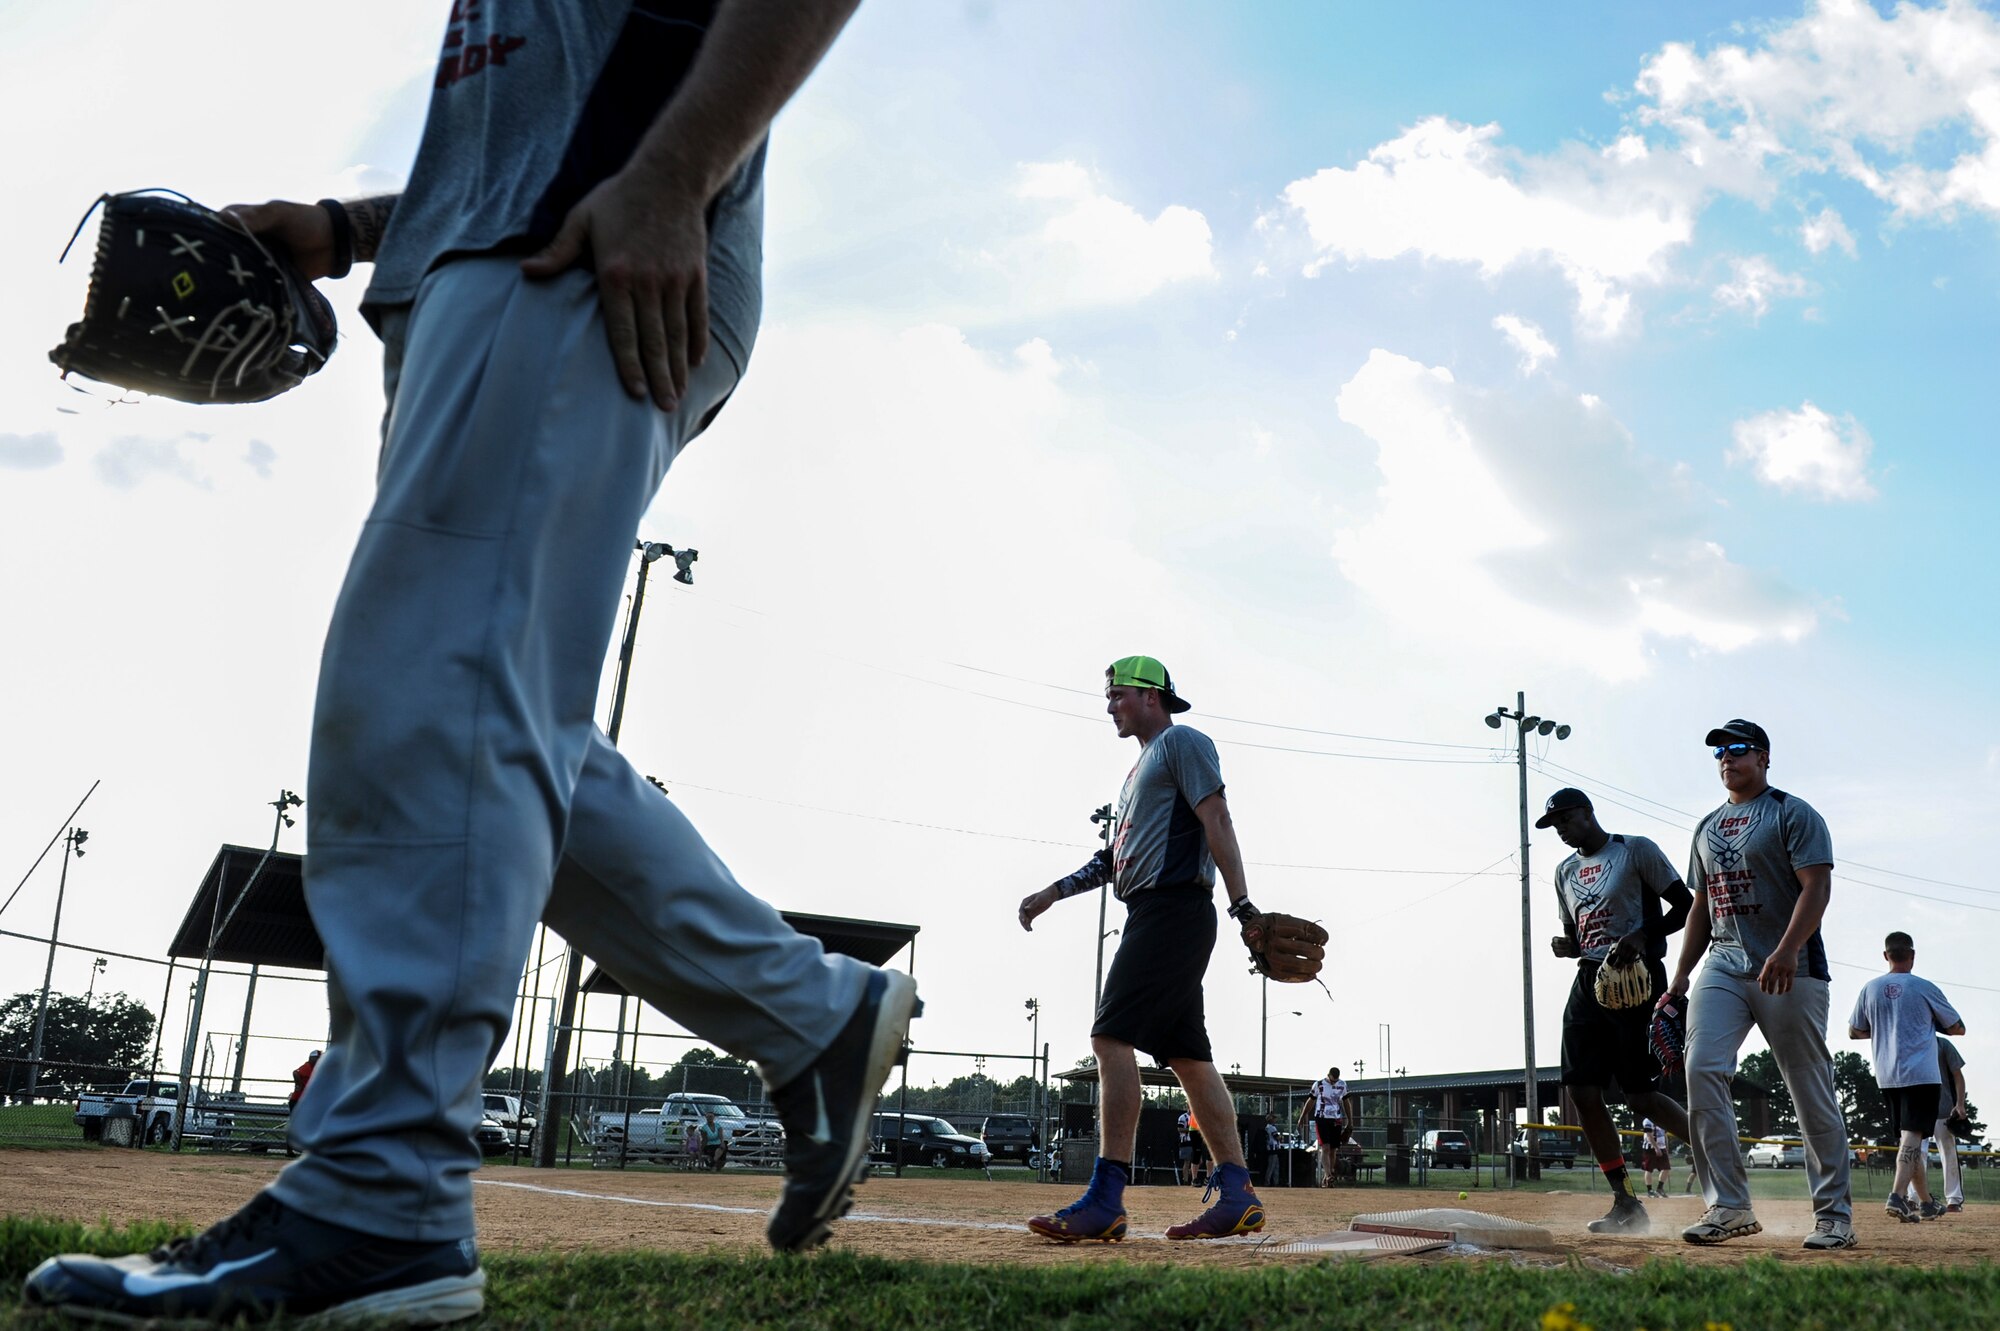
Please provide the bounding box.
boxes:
[317,198,354,279]
[1227,897,1259,923]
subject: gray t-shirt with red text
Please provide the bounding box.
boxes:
[1553,834,1682,962]
[1686,788,1834,982]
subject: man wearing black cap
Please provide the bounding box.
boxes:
[1017,656,1272,1243]
[1663,720,1856,1251]
[1539,788,1693,1234]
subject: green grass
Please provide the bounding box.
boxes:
[3,1216,1997,1331]
[0,1104,80,1150]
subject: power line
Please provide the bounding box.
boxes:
[1828,957,2000,996]
[1357,851,1519,925]
[1526,758,2000,913]
[664,779,1511,877]
[1535,755,1997,897]
[943,661,1496,751]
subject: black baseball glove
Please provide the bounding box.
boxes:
[51,190,336,404]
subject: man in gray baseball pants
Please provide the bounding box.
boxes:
[1663,719,1855,1251]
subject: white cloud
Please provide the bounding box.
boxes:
[0,430,61,469]
[1281,117,1700,336]
[1800,206,1858,256]
[94,434,213,490]
[1729,402,1878,500]
[1001,160,1215,308]
[1635,0,2000,222]
[1330,350,1817,678]
[1492,314,1559,374]
[1713,255,1811,320]
[243,438,278,479]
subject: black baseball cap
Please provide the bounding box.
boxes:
[1534,787,1593,828]
[1704,719,1770,750]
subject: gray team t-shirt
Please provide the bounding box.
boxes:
[1936,1037,1966,1118]
[1553,834,1681,962]
[1108,725,1225,899]
[1686,788,1834,981]
[363,0,763,375]
[1849,973,1962,1088]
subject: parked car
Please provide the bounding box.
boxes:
[481,1093,538,1150]
[1508,1127,1579,1167]
[1745,1138,1805,1168]
[1417,1129,1474,1169]
[587,1092,783,1165]
[475,1117,512,1158]
[870,1112,990,1169]
[980,1114,1037,1163]
[74,1080,230,1146]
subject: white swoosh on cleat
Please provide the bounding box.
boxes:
[122,1250,276,1297]
[806,1078,831,1145]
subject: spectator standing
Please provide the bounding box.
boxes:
[1911,1037,1969,1214]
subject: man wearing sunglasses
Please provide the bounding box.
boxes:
[1663,720,1855,1251]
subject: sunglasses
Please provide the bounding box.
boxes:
[1712,742,1765,759]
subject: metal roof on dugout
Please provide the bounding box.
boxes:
[167,845,320,969]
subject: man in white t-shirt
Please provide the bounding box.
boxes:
[1640,1119,1671,1198]
[1297,1068,1349,1187]
[1849,931,1965,1222]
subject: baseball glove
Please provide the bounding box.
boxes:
[1593,956,1653,1010]
[1241,912,1329,983]
[51,190,336,404]
[1649,997,1686,1078]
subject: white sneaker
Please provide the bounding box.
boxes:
[1802,1217,1857,1250]
[1681,1205,1761,1244]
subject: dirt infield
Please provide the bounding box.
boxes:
[4,1150,1993,1270]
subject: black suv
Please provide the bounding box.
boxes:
[869,1112,991,1169]
[980,1114,1037,1162]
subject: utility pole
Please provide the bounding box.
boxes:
[538,539,695,1168]
[1482,692,1571,1172]
[27,827,88,1097]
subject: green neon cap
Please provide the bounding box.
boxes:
[1105,655,1191,713]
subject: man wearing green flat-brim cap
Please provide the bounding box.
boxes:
[1104,655,1191,713]
[1015,655,1275,1243]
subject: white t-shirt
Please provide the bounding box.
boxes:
[1310,1077,1347,1118]
[1642,1120,1667,1153]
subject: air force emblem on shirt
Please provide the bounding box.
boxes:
[1707,805,1761,872]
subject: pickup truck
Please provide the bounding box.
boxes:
[588,1092,783,1166]
[75,1080,229,1146]
[481,1093,538,1150]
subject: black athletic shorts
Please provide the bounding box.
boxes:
[1885,1083,1942,1139]
[1559,958,1666,1094]
[1092,885,1216,1063]
[1315,1116,1348,1147]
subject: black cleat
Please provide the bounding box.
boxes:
[766,969,920,1253]
[21,1192,483,1326]
[1586,1192,1650,1235]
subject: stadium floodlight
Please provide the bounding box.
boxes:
[1537,720,1557,736]
[1522,716,1542,730]
[1484,712,1503,729]
[1555,724,1572,740]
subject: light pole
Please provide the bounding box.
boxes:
[1088,804,1113,1016]
[1024,998,1041,1137]
[85,957,108,1007]
[27,827,88,1097]
[1483,692,1571,1164]
[540,538,695,1167]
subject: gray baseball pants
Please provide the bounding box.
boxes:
[1686,967,1851,1222]
[267,258,869,1242]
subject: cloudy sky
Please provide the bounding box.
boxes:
[3,0,1997,1116]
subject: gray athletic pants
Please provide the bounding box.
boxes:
[1685,967,1851,1222]
[267,258,869,1242]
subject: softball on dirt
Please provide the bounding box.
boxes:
[1458,1191,1468,1200]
